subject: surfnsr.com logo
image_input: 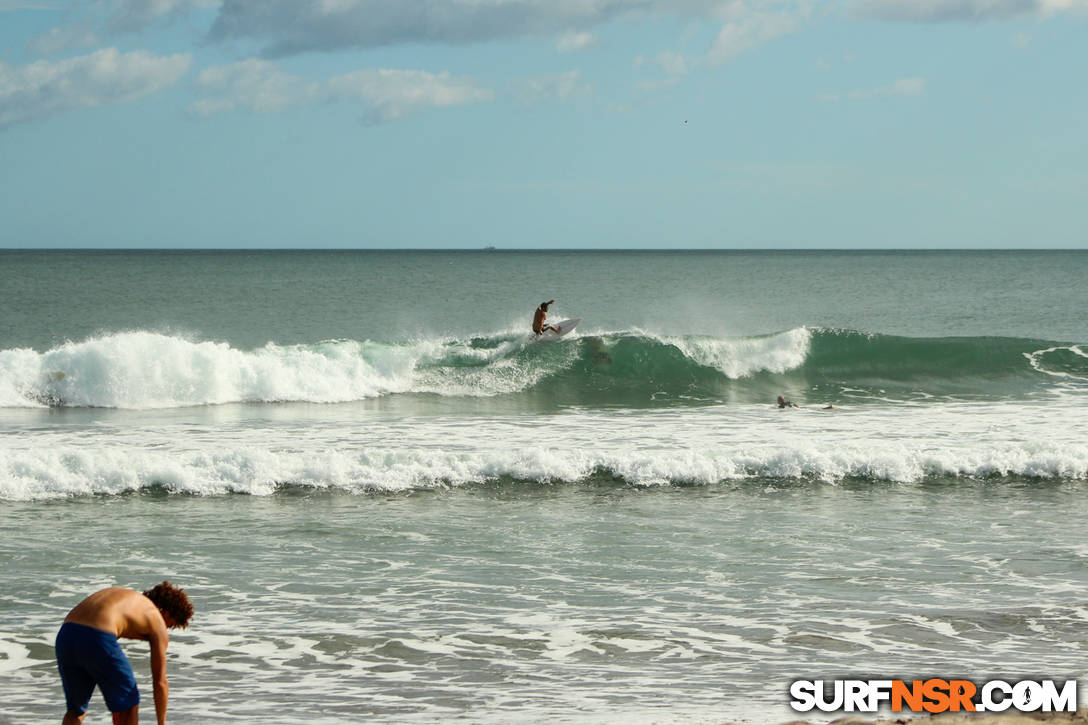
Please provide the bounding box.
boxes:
[789,679,1078,713]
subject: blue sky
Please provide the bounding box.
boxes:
[1,0,1085,249]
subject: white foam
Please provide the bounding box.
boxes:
[0,636,33,674]
[2,399,1087,499]
[0,347,48,408]
[0,331,553,409]
[1025,344,1088,382]
[1,332,415,408]
[662,326,811,378]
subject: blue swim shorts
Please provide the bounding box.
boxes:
[55,622,140,715]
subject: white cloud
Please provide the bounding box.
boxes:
[515,70,591,108]
[29,1,815,72]
[206,0,813,57]
[327,68,494,123]
[654,51,696,75]
[851,0,1087,22]
[707,6,806,65]
[0,47,191,129]
[210,0,575,55]
[1038,0,1088,12]
[105,0,220,33]
[26,22,102,56]
[0,1,59,9]
[27,0,218,54]
[557,30,597,53]
[191,58,319,114]
[192,60,493,123]
[820,76,926,101]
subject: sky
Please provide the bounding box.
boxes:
[0,0,1085,249]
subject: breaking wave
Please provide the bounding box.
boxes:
[0,327,1084,409]
[2,437,1086,500]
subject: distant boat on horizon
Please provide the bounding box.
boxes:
[482,245,497,251]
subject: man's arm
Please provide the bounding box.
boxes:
[148,622,170,725]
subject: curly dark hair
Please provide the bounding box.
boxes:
[143,581,194,629]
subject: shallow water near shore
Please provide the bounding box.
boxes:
[2,478,1087,724]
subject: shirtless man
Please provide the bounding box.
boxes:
[55,582,193,725]
[532,299,560,335]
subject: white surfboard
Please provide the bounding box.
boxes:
[538,318,580,339]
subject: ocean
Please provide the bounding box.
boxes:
[1,250,1086,724]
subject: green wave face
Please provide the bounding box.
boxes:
[797,329,1084,402]
[415,328,1087,406]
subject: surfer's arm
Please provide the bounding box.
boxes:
[148,625,169,725]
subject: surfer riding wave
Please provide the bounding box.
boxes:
[533,300,560,335]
